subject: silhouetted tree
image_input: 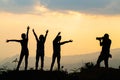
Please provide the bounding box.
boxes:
[12,58,18,70]
[80,62,94,72]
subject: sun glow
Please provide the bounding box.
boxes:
[1,8,120,61]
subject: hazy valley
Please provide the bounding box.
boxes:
[0,48,120,72]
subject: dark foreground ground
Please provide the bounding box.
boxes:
[0,67,120,80]
[0,70,67,80]
[68,67,120,80]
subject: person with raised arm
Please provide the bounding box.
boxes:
[32,29,48,70]
[6,26,30,70]
[50,32,73,71]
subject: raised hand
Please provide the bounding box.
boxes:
[27,26,30,30]
[46,30,49,33]
[58,32,61,35]
[6,40,9,43]
[32,29,35,32]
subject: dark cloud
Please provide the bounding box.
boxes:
[0,0,120,15]
[0,0,36,13]
[40,0,108,10]
[40,0,120,15]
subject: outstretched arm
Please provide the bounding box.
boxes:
[99,40,103,46]
[6,39,21,43]
[60,40,73,45]
[32,29,39,41]
[26,26,30,39]
[44,30,49,42]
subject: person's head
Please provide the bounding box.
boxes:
[39,34,44,41]
[103,33,109,39]
[57,36,61,41]
[21,33,26,39]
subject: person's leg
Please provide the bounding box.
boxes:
[25,53,29,70]
[57,55,61,71]
[16,53,24,70]
[35,55,39,70]
[104,58,109,68]
[50,55,56,71]
[96,55,103,68]
[41,55,44,70]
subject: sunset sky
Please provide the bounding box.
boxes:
[0,0,120,61]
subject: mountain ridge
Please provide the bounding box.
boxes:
[0,48,120,72]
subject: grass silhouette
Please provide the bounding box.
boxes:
[0,67,120,80]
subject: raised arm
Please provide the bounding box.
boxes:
[44,30,49,42]
[26,26,30,39]
[60,40,73,45]
[54,32,61,41]
[32,29,39,41]
[6,39,21,43]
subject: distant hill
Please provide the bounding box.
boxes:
[0,48,120,72]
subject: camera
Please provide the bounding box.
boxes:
[96,37,103,40]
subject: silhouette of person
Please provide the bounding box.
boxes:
[96,33,112,68]
[6,26,30,70]
[50,32,73,71]
[32,29,48,70]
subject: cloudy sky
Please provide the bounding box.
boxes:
[0,0,120,15]
[0,0,120,61]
